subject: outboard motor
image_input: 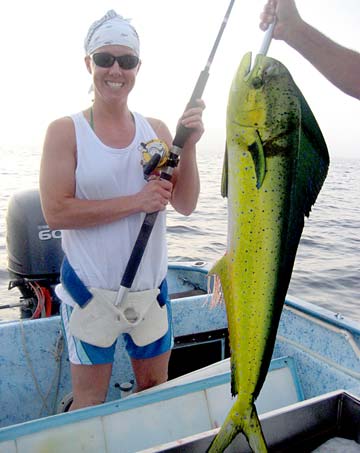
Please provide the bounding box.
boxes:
[6,189,63,318]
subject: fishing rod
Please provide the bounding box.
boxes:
[115,0,236,305]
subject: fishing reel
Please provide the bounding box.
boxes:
[140,139,170,179]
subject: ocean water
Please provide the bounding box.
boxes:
[0,144,359,322]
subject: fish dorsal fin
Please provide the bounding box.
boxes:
[221,143,229,198]
[248,130,266,189]
[276,77,329,319]
[294,88,329,218]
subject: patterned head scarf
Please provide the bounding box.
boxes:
[84,10,140,56]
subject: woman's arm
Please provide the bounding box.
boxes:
[149,100,204,216]
[40,117,172,230]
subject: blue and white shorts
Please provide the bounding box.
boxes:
[60,281,174,365]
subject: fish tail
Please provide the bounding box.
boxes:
[245,406,268,453]
[207,399,267,453]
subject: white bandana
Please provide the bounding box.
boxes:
[84,10,140,56]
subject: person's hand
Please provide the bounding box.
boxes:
[259,0,302,41]
[178,99,205,149]
[137,176,173,213]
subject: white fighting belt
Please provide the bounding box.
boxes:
[69,287,168,348]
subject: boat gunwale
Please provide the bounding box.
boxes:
[285,297,360,336]
[0,356,297,443]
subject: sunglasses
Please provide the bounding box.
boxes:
[92,53,140,70]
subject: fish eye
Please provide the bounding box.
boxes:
[251,76,263,89]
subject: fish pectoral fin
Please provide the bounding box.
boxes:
[248,130,266,189]
[221,144,229,198]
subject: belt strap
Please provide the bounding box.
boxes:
[60,256,168,308]
[60,256,92,307]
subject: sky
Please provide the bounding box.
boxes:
[0,0,359,159]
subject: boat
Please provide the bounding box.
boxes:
[2,190,360,452]
[2,280,360,452]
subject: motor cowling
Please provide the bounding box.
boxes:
[6,189,63,280]
[6,189,64,318]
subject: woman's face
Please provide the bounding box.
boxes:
[85,45,141,104]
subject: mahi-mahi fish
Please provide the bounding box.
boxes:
[207,53,329,452]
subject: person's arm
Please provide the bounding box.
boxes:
[40,117,172,230]
[149,100,204,216]
[260,0,360,99]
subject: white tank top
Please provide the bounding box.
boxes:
[58,111,168,302]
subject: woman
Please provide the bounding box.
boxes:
[40,10,205,410]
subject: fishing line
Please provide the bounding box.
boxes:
[116,0,236,303]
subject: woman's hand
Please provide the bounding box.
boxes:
[137,176,173,213]
[179,99,205,149]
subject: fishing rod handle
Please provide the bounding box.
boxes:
[172,69,209,148]
[121,142,181,289]
[120,211,158,288]
[133,68,210,281]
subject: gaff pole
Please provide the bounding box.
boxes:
[115,0,236,306]
[259,20,275,56]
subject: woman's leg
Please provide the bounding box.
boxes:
[131,350,171,392]
[70,362,113,410]
[61,303,116,410]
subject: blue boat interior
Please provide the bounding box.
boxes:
[1,261,360,450]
